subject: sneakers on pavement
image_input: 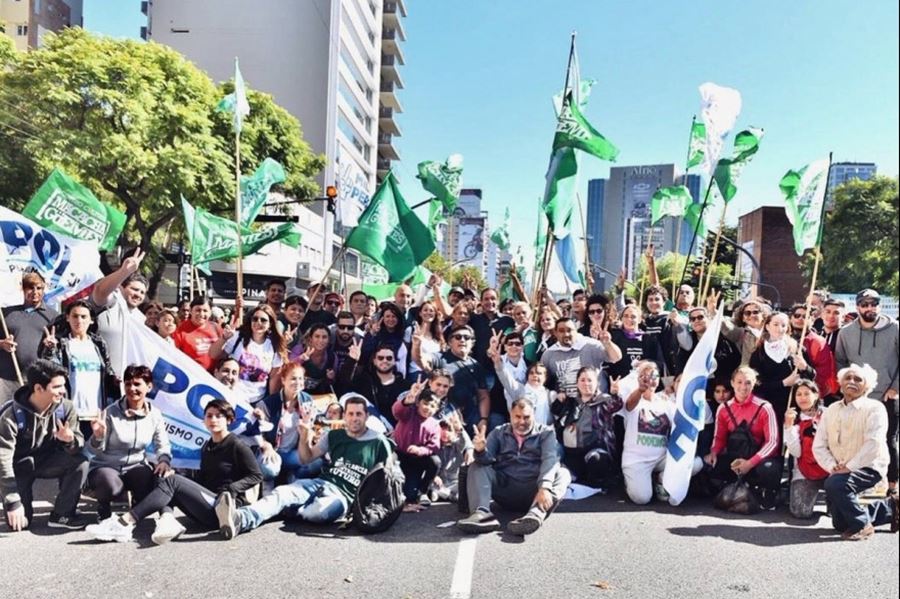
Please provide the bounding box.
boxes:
[507,513,543,536]
[48,512,92,530]
[841,523,875,541]
[151,512,186,545]
[86,516,134,543]
[418,494,432,507]
[457,510,500,534]
[216,492,238,540]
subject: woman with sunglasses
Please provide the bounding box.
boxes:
[290,323,336,395]
[717,294,772,366]
[362,302,409,377]
[579,294,616,341]
[749,312,815,430]
[210,304,287,402]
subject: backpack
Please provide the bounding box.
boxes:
[724,403,765,459]
[351,439,405,534]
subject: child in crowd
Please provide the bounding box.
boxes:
[392,379,441,512]
[784,379,828,519]
[430,410,473,504]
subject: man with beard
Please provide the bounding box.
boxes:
[835,289,899,497]
[335,340,408,426]
[330,311,363,374]
[814,364,898,539]
[457,398,570,536]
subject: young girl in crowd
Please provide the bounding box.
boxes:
[431,410,473,504]
[155,308,178,345]
[86,399,263,545]
[784,379,829,519]
[392,379,441,511]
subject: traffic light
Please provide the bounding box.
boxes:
[325,185,338,214]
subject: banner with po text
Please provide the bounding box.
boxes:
[0,206,103,308]
[121,303,255,469]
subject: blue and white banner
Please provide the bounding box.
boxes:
[121,303,254,469]
[335,144,372,227]
[662,304,723,505]
[0,206,103,308]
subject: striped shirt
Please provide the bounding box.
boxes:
[711,395,780,467]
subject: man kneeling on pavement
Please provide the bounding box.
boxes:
[0,360,89,531]
[458,398,570,536]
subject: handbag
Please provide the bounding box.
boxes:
[713,476,760,514]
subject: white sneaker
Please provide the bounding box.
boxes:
[151,512,186,545]
[215,492,238,540]
[86,516,134,543]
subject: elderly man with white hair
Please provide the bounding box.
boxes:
[813,364,899,540]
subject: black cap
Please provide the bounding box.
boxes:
[449,287,465,297]
[856,289,880,304]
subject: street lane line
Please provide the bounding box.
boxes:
[450,537,477,599]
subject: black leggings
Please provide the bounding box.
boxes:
[564,447,617,487]
[711,454,784,491]
[88,465,160,519]
[129,474,218,530]
[398,452,441,502]
[885,397,899,484]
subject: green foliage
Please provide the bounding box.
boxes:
[0,30,18,68]
[807,176,899,296]
[0,28,324,258]
[423,252,488,290]
[626,251,734,302]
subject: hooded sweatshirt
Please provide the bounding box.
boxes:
[0,387,83,510]
[834,314,899,398]
[89,398,172,472]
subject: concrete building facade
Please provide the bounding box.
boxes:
[1,0,82,51]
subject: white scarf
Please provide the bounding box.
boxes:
[764,338,789,363]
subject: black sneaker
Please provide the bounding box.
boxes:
[48,512,91,530]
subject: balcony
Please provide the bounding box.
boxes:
[384,0,408,19]
[378,133,400,161]
[378,106,401,136]
[382,3,406,38]
[380,53,404,87]
[381,28,405,63]
[379,79,403,111]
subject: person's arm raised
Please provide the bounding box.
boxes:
[91,249,146,307]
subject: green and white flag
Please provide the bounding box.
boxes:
[712,127,765,203]
[698,82,742,179]
[216,57,250,134]
[684,201,708,240]
[780,157,831,256]
[490,207,511,251]
[650,185,692,225]
[239,158,285,227]
[346,172,435,281]
[416,154,463,212]
[552,92,619,162]
[23,168,125,252]
[543,147,580,239]
[534,204,548,272]
[686,119,706,169]
[181,196,301,274]
[428,200,446,243]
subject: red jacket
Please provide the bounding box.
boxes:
[802,331,838,396]
[711,396,780,467]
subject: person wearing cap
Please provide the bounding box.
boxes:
[299,283,336,329]
[448,287,466,308]
[835,289,900,496]
[217,394,392,538]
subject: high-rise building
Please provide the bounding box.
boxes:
[438,188,506,286]
[586,164,681,292]
[145,0,407,289]
[1,0,82,51]
[826,161,877,207]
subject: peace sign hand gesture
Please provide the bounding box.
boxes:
[298,345,314,363]
[90,412,107,440]
[408,374,425,400]
[42,326,58,349]
[348,338,362,362]
[609,376,622,397]
[706,290,721,314]
[487,328,503,360]
[121,248,146,275]
[592,319,611,344]
[472,425,487,453]
[54,418,75,444]
[411,322,424,347]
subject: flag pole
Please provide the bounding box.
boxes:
[786,152,833,412]
[576,192,592,291]
[306,240,349,311]
[234,127,244,312]
[0,309,24,386]
[672,115,697,299]
[679,176,716,290]
[701,204,729,301]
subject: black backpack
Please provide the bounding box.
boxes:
[351,439,405,534]
[724,403,765,459]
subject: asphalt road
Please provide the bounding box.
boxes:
[0,481,897,599]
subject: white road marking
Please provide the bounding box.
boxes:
[449,537,478,599]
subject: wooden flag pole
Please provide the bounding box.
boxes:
[0,308,24,386]
[234,129,244,311]
[576,192,593,291]
[672,115,697,299]
[701,204,729,302]
[306,240,349,312]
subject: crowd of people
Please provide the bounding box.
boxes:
[1,249,897,544]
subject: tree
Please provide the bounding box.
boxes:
[0,29,324,290]
[422,252,487,290]
[626,252,734,303]
[807,176,899,297]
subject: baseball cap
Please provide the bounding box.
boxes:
[856,289,880,305]
[449,286,465,297]
[325,292,344,304]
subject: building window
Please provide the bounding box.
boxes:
[338,76,372,133]
[338,112,369,159]
[341,10,374,74]
[16,24,28,36]
[339,43,372,99]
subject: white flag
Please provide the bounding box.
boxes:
[698,82,742,180]
[662,304,724,505]
[0,206,103,308]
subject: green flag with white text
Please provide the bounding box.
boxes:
[780,157,831,256]
[181,196,301,274]
[490,207,511,250]
[650,185,692,225]
[346,172,435,281]
[552,92,619,162]
[240,158,285,227]
[687,120,706,169]
[712,127,765,203]
[684,202,707,240]
[216,58,250,134]
[417,154,463,212]
[24,168,125,252]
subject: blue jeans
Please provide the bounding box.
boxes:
[237,478,348,532]
[277,449,324,482]
[824,468,895,534]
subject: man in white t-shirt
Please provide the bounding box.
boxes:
[90,249,148,379]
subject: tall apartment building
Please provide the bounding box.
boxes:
[145,0,406,290]
[826,161,877,207]
[436,189,507,286]
[0,0,82,51]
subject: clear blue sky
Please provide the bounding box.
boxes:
[85,0,899,264]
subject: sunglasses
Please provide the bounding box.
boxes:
[452,334,473,341]
[858,301,879,308]
[251,317,270,323]
[689,315,706,322]
[374,355,394,361]
[325,300,341,306]
[337,325,355,331]
[505,340,523,346]
[588,308,605,315]
[791,312,806,319]
[743,310,761,316]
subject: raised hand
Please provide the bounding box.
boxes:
[609,376,622,397]
[706,290,720,314]
[298,403,315,432]
[487,328,502,359]
[411,322,424,347]
[592,320,611,344]
[408,374,425,399]
[784,407,797,428]
[121,248,146,275]
[54,418,75,444]
[0,334,17,353]
[90,413,107,440]
[616,267,626,290]
[472,425,487,453]
[348,338,362,362]
[42,326,58,350]
[298,345,314,363]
